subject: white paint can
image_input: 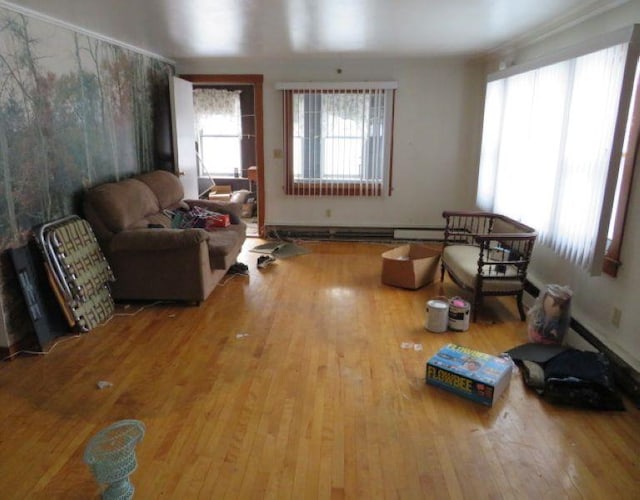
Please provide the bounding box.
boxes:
[448,297,470,331]
[425,299,449,332]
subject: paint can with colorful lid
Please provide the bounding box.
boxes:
[448,297,470,331]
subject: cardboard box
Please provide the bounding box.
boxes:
[426,343,512,407]
[381,244,441,289]
[208,185,232,202]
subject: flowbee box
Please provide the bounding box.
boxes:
[426,344,512,406]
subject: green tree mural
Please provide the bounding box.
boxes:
[0,9,173,243]
[0,6,174,346]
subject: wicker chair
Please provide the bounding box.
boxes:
[440,211,537,321]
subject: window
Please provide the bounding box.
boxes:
[277,82,397,196]
[193,88,242,177]
[477,27,640,275]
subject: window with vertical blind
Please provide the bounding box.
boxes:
[477,26,640,275]
[276,82,397,196]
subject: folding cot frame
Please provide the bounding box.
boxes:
[35,215,115,332]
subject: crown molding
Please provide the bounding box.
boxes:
[0,1,175,65]
[488,0,630,57]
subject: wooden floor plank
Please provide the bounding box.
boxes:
[0,241,638,499]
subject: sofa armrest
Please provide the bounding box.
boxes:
[109,228,208,252]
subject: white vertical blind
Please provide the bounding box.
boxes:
[477,38,636,273]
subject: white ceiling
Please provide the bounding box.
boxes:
[3,0,629,60]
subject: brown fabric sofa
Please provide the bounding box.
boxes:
[83,170,246,303]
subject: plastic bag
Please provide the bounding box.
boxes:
[527,284,572,344]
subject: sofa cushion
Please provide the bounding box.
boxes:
[85,179,160,233]
[136,170,185,210]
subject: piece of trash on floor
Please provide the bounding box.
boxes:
[96,381,113,390]
[236,333,250,339]
[168,314,176,318]
[401,342,423,351]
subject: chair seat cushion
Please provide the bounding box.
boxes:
[443,245,524,293]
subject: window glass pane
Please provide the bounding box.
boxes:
[292,94,305,179]
[323,138,362,179]
[201,136,241,176]
[291,91,383,182]
[293,137,303,179]
[194,89,243,177]
[322,94,365,180]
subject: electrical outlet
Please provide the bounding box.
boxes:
[611,307,622,328]
[273,149,283,159]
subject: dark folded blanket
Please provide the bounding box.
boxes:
[507,343,625,411]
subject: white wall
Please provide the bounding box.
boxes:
[490,0,640,370]
[177,57,485,229]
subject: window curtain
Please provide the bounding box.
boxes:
[477,41,633,273]
[193,88,241,136]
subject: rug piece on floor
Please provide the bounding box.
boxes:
[250,241,310,259]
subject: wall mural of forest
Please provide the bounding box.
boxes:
[0,7,175,347]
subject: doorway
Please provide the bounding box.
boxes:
[180,74,265,238]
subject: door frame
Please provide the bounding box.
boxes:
[180,74,265,238]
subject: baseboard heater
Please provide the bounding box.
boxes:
[265,225,444,242]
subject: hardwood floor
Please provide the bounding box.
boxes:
[0,241,638,499]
